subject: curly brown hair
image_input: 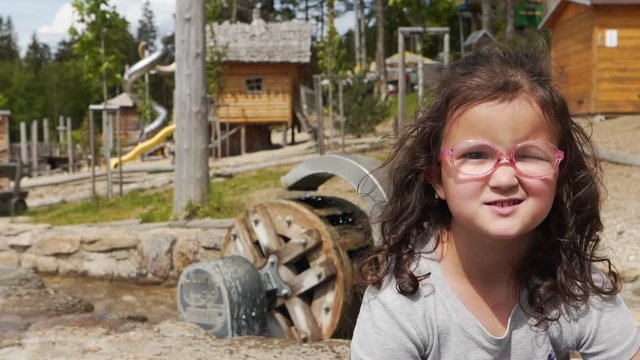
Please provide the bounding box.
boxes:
[356,38,620,325]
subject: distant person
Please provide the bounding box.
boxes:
[351,40,640,359]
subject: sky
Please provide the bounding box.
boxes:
[0,0,354,56]
[1,0,183,56]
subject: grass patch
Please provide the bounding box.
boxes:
[27,165,293,226]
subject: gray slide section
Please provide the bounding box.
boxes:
[123,33,174,141]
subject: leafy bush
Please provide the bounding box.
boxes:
[342,76,390,137]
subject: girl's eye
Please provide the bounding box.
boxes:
[461,151,490,160]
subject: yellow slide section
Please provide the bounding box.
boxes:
[110,124,176,169]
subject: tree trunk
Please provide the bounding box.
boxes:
[506,0,515,40]
[375,0,387,100]
[481,0,491,32]
[173,0,209,218]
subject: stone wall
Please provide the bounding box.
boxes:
[0,219,232,284]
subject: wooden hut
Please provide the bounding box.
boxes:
[105,93,139,144]
[539,0,640,115]
[210,11,313,155]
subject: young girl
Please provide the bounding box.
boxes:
[351,40,640,359]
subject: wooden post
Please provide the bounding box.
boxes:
[314,75,325,155]
[417,38,424,100]
[105,112,112,199]
[240,124,246,155]
[116,109,122,196]
[31,120,38,176]
[173,0,209,217]
[57,116,65,156]
[328,80,334,151]
[282,124,287,146]
[397,32,406,135]
[89,110,96,200]
[339,80,345,153]
[19,122,27,165]
[66,117,74,173]
[43,118,50,156]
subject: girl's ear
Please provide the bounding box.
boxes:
[424,166,445,200]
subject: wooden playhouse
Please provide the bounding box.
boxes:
[539,0,640,115]
[210,13,313,155]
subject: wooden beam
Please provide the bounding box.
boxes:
[173,0,209,217]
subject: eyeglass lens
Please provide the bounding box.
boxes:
[451,141,558,177]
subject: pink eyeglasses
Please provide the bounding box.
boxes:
[440,140,564,178]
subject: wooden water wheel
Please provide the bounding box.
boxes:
[221,196,372,341]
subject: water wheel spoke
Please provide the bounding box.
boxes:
[288,256,336,297]
[228,222,264,267]
[250,204,285,255]
[284,296,323,341]
[311,281,338,337]
[272,229,322,265]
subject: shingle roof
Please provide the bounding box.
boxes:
[539,0,640,29]
[209,19,313,64]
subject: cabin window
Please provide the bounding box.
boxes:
[245,77,264,93]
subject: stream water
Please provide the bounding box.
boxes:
[41,275,178,324]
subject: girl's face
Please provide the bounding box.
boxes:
[431,97,560,244]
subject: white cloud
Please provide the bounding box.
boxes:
[37,3,75,36]
[33,0,176,50]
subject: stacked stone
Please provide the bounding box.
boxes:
[0,219,232,284]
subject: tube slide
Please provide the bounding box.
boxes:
[123,33,174,141]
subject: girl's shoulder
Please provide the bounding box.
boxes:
[549,284,640,358]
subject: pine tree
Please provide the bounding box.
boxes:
[136,0,157,52]
[24,33,52,72]
[0,16,20,61]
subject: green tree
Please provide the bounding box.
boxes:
[343,75,389,136]
[0,16,20,61]
[24,33,52,73]
[136,0,157,51]
[316,0,345,75]
[54,38,77,62]
[69,0,136,102]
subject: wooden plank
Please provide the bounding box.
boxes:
[249,204,286,255]
[272,229,322,264]
[284,296,323,341]
[288,256,337,297]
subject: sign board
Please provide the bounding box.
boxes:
[605,29,618,48]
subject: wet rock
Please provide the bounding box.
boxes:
[1,287,93,318]
[0,267,44,289]
[140,233,175,281]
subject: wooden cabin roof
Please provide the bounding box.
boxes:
[105,92,135,108]
[209,19,313,64]
[539,0,640,28]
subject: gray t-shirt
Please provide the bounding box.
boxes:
[351,251,640,360]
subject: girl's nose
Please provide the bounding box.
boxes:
[488,161,519,189]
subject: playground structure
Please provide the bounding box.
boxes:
[178,154,388,341]
[210,12,314,156]
[106,33,176,169]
